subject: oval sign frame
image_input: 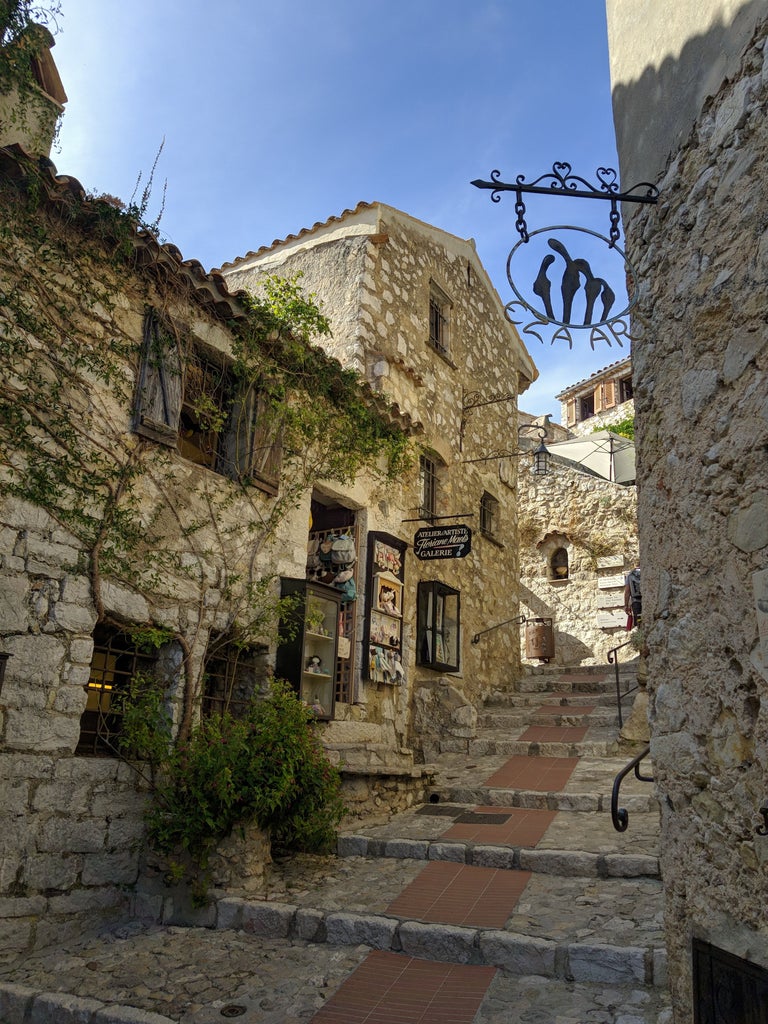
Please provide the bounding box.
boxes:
[506,225,639,330]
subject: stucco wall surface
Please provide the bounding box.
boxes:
[609,10,768,1018]
[606,0,765,186]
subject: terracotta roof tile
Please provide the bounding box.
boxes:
[216,201,376,271]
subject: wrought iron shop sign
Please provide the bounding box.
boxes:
[414,525,472,561]
[472,162,659,351]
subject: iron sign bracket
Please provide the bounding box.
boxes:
[471,162,659,246]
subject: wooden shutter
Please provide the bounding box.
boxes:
[604,379,616,409]
[134,310,183,445]
[566,398,577,426]
[594,384,604,413]
[220,384,283,493]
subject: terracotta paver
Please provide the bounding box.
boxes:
[518,725,588,743]
[386,861,530,928]
[483,754,579,790]
[441,805,555,846]
[311,951,496,1023]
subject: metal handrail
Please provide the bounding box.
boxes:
[471,614,526,645]
[607,638,637,729]
[611,744,652,832]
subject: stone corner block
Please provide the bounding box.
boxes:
[324,912,397,949]
[241,901,295,938]
[398,920,477,963]
[0,984,35,1022]
[31,991,106,1023]
[520,849,599,877]
[567,942,646,983]
[215,896,247,930]
[471,845,517,870]
[384,838,429,860]
[653,947,668,987]
[93,1004,177,1023]
[337,835,368,857]
[427,842,467,863]
[478,929,557,975]
[604,854,660,878]
[295,907,327,942]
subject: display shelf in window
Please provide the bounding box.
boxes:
[276,578,341,720]
[417,580,460,672]
[363,533,407,684]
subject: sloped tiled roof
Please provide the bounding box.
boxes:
[1,148,421,436]
[554,356,632,400]
[217,201,377,272]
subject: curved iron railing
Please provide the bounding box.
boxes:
[607,638,637,729]
[611,744,652,832]
[471,614,526,645]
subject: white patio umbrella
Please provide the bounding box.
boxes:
[546,430,636,484]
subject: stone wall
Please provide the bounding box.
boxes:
[0,161,354,952]
[223,204,538,758]
[607,5,768,1017]
[517,460,638,667]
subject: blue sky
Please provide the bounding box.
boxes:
[49,0,625,420]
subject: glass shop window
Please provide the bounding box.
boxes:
[417,581,460,672]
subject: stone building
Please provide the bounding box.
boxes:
[0,158,539,954]
[517,444,638,667]
[556,356,635,435]
[606,0,768,1017]
[219,203,538,761]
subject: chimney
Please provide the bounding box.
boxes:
[0,23,67,156]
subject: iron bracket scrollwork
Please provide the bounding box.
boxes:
[471,162,659,246]
[757,804,768,837]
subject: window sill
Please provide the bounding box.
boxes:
[427,343,458,370]
[480,531,505,549]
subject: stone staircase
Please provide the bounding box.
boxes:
[209,664,668,1021]
[1,664,669,1023]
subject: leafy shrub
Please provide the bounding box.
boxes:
[123,679,345,900]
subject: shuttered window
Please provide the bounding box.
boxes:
[133,309,282,492]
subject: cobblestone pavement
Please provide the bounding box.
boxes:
[0,669,672,1023]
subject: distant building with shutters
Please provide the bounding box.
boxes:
[555,356,633,435]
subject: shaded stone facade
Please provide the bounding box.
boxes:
[607,2,768,1017]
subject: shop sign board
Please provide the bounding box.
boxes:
[414,525,472,560]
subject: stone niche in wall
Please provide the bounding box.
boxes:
[537,532,571,584]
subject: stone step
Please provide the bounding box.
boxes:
[473,973,671,1023]
[339,800,660,863]
[337,834,660,879]
[484,690,628,707]
[0,952,672,1024]
[465,736,620,759]
[204,856,666,987]
[477,708,624,728]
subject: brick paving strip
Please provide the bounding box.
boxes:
[311,951,496,1024]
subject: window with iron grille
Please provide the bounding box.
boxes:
[419,454,438,521]
[201,637,266,719]
[428,283,451,356]
[134,309,283,492]
[480,491,499,539]
[76,625,160,757]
